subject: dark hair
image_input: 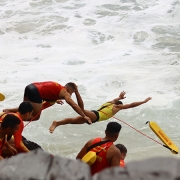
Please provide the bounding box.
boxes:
[1,114,20,129]
[18,101,33,114]
[116,144,127,154]
[65,82,75,90]
[115,100,123,105]
[106,122,121,136]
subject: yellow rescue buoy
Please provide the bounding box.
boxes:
[148,121,178,154]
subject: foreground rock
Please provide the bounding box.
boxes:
[93,156,180,180]
[0,149,180,180]
[0,149,91,180]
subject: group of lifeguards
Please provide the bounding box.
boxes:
[0,81,152,175]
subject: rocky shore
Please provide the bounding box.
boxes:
[0,149,179,180]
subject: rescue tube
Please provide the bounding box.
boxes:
[148,121,178,154]
[81,151,96,166]
[0,93,5,101]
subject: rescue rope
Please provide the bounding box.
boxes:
[24,102,53,128]
[100,110,178,153]
[99,110,164,146]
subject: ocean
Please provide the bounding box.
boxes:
[0,0,180,162]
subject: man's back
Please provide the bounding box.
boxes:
[76,122,122,175]
[88,138,120,175]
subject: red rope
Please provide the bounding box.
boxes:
[24,102,52,128]
[100,110,163,146]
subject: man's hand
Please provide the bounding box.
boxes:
[119,91,126,99]
[56,100,64,105]
[6,144,18,156]
[9,146,18,155]
[84,116,92,124]
[144,97,152,103]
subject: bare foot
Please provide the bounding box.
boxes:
[49,121,57,133]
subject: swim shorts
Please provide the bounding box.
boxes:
[24,84,42,103]
[86,110,99,125]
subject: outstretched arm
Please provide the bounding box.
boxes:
[42,100,64,110]
[108,91,126,104]
[117,97,152,110]
[73,83,84,110]
[76,139,92,159]
[64,93,92,124]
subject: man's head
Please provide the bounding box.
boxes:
[1,114,20,135]
[18,101,33,121]
[115,144,127,160]
[65,82,76,95]
[105,122,122,141]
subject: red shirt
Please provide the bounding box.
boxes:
[13,113,29,152]
[0,112,29,153]
[90,138,113,176]
[33,81,64,101]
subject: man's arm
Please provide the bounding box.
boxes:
[76,139,92,159]
[14,129,30,153]
[0,156,4,160]
[108,91,126,104]
[74,84,84,110]
[116,97,152,110]
[110,147,121,167]
[64,92,92,124]
[5,141,18,155]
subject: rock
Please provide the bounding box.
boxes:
[0,149,91,180]
[92,156,180,180]
[1,149,180,180]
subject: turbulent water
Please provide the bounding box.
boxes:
[0,0,180,162]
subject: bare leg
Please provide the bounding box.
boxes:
[49,116,87,133]
[29,102,43,121]
[49,110,98,133]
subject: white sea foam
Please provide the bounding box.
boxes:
[0,0,180,161]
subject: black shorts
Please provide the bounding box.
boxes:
[86,110,99,125]
[24,84,42,103]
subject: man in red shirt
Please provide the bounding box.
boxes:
[0,114,20,160]
[115,144,127,167]
[2,101,42,157]
[76,122,121,175]
[3,81,91,124]
[12,101,34,153]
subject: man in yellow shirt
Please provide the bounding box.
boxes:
[49,91,152,133]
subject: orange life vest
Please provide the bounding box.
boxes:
[120,160,125,167]
[90,138,113,175]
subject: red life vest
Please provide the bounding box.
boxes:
[33,81,64,101]
[120,160,125,167]
[90,138,113,175]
